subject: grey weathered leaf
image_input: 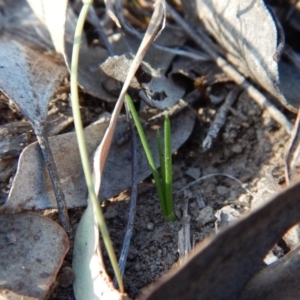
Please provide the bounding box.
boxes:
[3,108,194,212]
[0,212,69,299]
[196,0,300,111]
[72,200,127,300]
[1,0,53,51]
[0,40,70,230]
[100,54,185,109]
[0,41,66,125]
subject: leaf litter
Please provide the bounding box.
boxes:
[1,0,300,299]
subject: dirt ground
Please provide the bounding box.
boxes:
[3,84,287,299]
[0,2,295,297]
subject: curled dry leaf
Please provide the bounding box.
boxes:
[196,0,300,111]
[0,212,69,299]
[26,0,68,54]
[100,54,185,109]
[72,200,128,300]
[3,108,195,212]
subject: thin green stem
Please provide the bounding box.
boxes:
[126,94,167,216]
[70,0,123,292]
[156,130,166,193]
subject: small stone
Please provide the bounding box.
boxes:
[196,206,216,225]
[216,205,240,226]
[185,167,201,180]
[232,144,243,153]
[216,185,229,196]
[57,267,75,288]
[134,264,141,272]
[196,194,205,209]
[147,222,154,230]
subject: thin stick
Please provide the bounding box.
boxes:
[114,0,209,61]
[114,101,138,282]
[35,127,70,232]
[166,3,292,134]
[176,173,255,199]
[202,86,241,150]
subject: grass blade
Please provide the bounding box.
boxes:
[164,115,175,221]
[126,94,167,216]
[156,130,165,191]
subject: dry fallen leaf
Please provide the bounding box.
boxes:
[0,212,69,299]
[100,54,185,110]
[196,0,300,111]
[3,108,194,212]
[0,41,66,126]
[26,0,68,54]
[0,40,70,230]
[72,199,128,300]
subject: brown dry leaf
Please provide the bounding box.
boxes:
[196,0,300,111]
[3,108,194,212]
[0,212,69,299]
[241,243,300,300]
[144,181,300,300]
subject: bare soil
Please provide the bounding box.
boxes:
[2,86,287,299]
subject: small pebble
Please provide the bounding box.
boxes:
[147,222,154,230]
[134,264,141,272]
[215,205,240,226]
[57,267,75,288]
[196,206,216,225]
[185,167,201,180]
[232,144,243,153]
[196,195,206,209]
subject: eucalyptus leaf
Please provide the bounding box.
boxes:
[196,0,300,111]
[0,40,70,230]
[0,41,66,125]
[72,201,128,300]
[100,54,185,109]
[0,212,69,299]
[3,108,195,212]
